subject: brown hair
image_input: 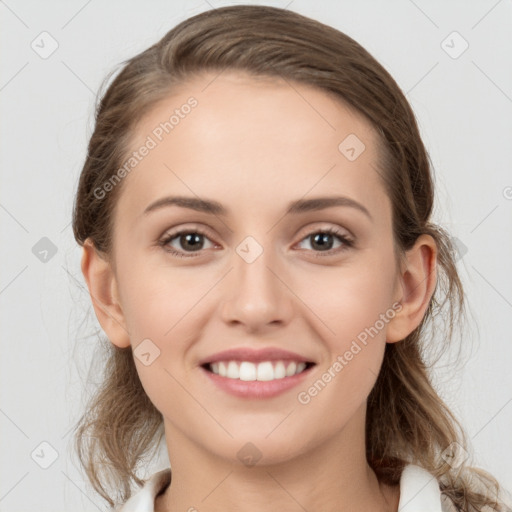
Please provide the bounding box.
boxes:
[72,5,509,510]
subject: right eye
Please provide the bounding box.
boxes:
[158,229,217,258]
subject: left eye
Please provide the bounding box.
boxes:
[296,228,353,255]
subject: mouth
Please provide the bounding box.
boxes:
[198,347,317,398]
[202,360,316,382]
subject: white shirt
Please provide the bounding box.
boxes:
[116,463,459,511]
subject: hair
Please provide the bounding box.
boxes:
[71,5,509,511]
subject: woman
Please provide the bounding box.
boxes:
[72,5,512,511]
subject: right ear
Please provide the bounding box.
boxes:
[80,238,131,348]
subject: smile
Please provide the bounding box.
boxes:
[207,360,312,381]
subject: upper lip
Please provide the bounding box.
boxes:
[198,347,316,366]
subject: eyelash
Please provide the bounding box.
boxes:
[158,227,354,259]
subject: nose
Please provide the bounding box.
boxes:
[219,237,294,332]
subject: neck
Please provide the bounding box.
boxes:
[156,404,399,512]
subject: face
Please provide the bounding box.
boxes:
[105,71,405,466]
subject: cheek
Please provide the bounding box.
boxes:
[302,257,397,346]
[121,269,204,418]
[116,254,197,342]
[295,252,397,411]
[296,272,392,427]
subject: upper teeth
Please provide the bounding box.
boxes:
[209,360,307,381]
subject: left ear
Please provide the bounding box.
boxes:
[386,234,437,343]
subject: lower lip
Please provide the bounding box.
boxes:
[201,365,314,399]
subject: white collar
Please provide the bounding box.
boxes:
[398,464,444,511]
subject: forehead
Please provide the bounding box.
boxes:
[114,71,388,224]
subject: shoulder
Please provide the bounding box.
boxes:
[115,468,172,512]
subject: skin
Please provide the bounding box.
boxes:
[81,71,437,512]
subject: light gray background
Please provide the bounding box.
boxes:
[1,1,511,510]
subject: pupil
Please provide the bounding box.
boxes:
[312,233,333,251]
[182,233,203,251]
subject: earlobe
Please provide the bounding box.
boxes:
[386,234,437,343]
[80,238,131,348]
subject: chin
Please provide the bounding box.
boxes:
[200,425,320,469]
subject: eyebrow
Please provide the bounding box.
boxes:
[143,195,372,220]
